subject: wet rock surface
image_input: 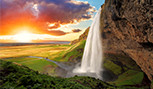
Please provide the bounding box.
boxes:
[101,69,118,82]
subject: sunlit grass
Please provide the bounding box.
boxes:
[3,57,38,63]
[2,57,57,74]
[0,44,70,59]
[21,59,56,72]
[52,40,86,62]
[0,44,70,74]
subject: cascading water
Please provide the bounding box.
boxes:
[73,8,103,79]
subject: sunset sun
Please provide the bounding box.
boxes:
[13,30,34,43]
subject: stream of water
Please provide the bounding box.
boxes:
[28,56,73,71]
[73,8,103,79]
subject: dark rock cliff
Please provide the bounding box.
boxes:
[101,0,153,81]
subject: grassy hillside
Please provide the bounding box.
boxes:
[0,60,115,89]
[55,40,86,62]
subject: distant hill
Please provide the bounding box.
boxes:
[70,27,89,45]
[0,41,70,46]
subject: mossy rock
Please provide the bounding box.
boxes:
[102,53,150,88]
[104,53,141,71]
[103,59,122,75]
[110,70,144,86]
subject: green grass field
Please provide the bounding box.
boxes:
[0,41,86,75]
[0,44,70,59]
[0,44,71,75]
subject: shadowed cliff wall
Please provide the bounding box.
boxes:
[101,0,153,81]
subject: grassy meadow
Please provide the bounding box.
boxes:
[0,44,72,75]
[0,40,86,75]
[0,44,70,59]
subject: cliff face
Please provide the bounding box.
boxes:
[101,0,153,81]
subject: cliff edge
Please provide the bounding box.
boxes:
[101,0,153,81]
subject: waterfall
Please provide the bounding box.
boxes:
[73,8,103,78]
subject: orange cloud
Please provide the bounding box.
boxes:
[0,0,95,36]
[43,30,67,36]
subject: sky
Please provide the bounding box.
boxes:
[0,0,105,43]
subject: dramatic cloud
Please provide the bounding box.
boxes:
[0,0,95,36]
[72,29,81,33]
[38,0,94,24]
[44,30,67,36]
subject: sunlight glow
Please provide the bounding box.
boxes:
[13,31,34,42]
[0,25,85,42]
[0,30,59,43]
[48,23,55,27]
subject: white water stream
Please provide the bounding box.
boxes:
[73,8,103,79]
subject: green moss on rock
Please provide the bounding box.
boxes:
[111,70,144,86]
[103,59,122,75]
[151,80,153,89]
